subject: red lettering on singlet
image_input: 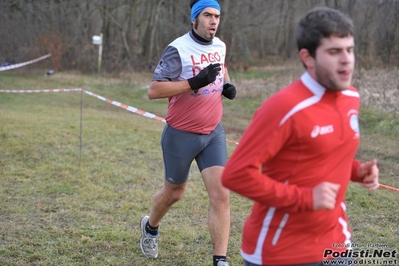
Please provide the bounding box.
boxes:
[190,52,221,65]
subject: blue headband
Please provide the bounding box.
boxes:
[190,0,221,22]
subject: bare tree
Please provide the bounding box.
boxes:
[1,0,398,72]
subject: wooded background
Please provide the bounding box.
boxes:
[1,0,398,73]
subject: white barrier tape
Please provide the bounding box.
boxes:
[2,87,399,194]
[82,90,166,122]
[0,88,81,93]
[379,184,399,193]
[0,54,52,72]
[0,88,166,123]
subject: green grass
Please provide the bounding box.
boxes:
[0,70,398,265]
[229,70,274,80]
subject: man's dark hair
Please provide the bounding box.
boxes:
[190,0,199,9]
[296,7,354,58]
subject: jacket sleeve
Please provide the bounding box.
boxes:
[222,96,314,213]
[350,160,362,182]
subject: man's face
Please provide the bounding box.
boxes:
[193,7,220,41]
[311,35,355,91]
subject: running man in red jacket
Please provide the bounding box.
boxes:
[222,7,379,266]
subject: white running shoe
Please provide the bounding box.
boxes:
[140,216,159,259]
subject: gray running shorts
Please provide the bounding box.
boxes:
[161,123,228,184]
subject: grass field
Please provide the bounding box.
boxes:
[0,69,398,266]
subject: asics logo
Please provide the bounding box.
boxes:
[311,125,334,138]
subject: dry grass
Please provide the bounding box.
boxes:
[0,65,398,265]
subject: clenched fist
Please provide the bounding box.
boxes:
[188,63,221,92]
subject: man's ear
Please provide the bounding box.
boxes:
[299,49,314,69]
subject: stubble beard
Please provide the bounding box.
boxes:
[193,19,215,41]
[315,64,352,91]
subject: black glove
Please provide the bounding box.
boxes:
[188,63,221,93]
[222,82,236,100]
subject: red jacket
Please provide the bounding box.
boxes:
[222,72,362,265]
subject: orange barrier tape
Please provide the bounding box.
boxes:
[82,90,166,122]
[0,54,52,72]
[379,184,399,193]
[0,88,81,93]
[0,88,166,123]
[1,88,398,194]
